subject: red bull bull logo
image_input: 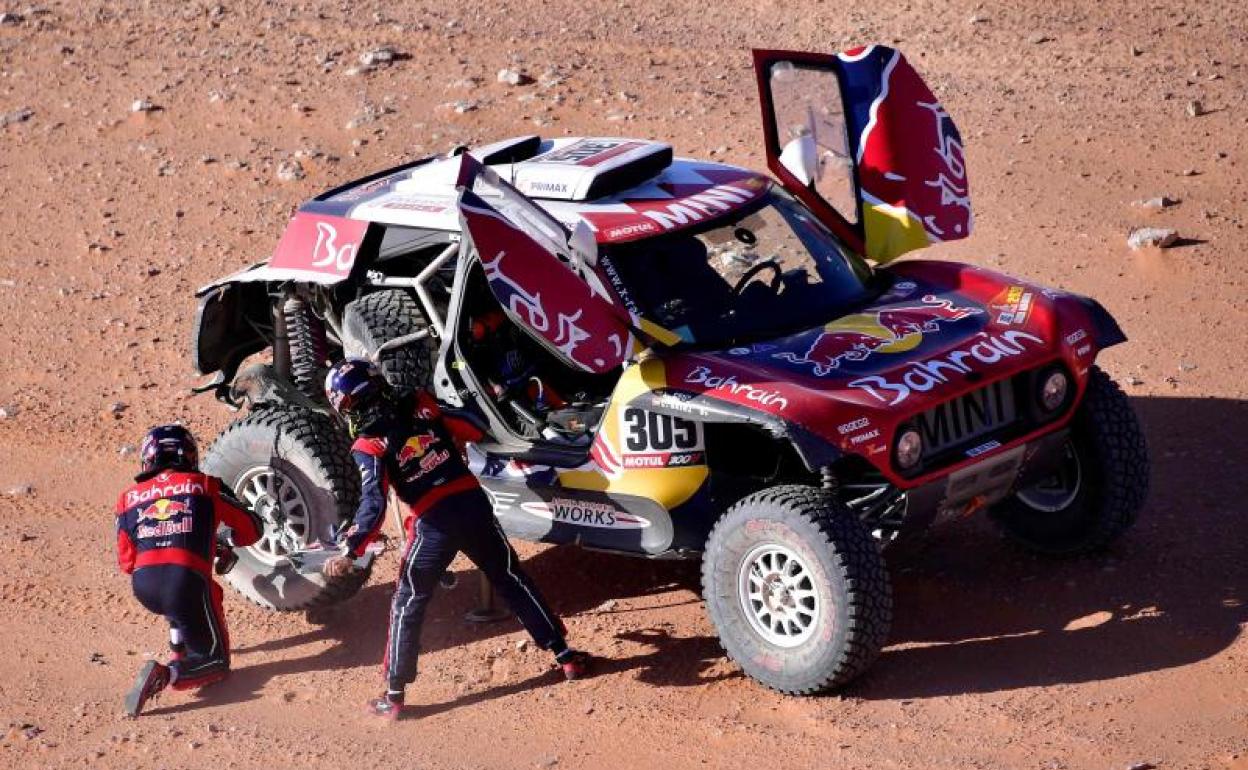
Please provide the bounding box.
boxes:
[834,46,973,262]
[774,295,981,376]
[135,498,194,539]
[396,433,439,466]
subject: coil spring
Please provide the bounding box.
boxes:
[283,296,329,401]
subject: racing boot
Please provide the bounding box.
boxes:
[124,660,171,717]
[556,649,593,681]
[169,655,229,691]
[364,691,404,722]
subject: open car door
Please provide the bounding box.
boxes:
[455,156,644,374]
[753,45,972,263]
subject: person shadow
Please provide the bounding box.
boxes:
[151,393,1247,711]
[146,546,715,715]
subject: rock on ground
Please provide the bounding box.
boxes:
[1127,227,1179,249]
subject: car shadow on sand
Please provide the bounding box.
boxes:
[155,394,1246,711]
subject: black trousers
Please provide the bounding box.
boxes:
[383,488,566,690]
[131,564,230,684]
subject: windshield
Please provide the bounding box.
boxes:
[601,188,873,347]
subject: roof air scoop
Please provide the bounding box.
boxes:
[470,135,544,165]
[512,138,674,201]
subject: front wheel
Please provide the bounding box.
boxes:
[701,485,892,694]
[993,366,1149,555]
[202,405,369,611]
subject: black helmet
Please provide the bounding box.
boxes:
[324,358,393,437]
[139,424,199,475]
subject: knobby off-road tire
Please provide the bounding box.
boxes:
[702,485,893,694]
[993,366,1149,555]
[203,406,368,611]
[341,290,436,398]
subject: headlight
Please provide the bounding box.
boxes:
[895,428,923,470]
[1039,370,1069,412]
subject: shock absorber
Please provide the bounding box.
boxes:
[821,465,840,494]
[283,294,329,401]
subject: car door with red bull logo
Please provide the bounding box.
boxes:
[752,46,973,263]
[455,156,646,375]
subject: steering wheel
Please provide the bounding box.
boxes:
[730,259,783,299]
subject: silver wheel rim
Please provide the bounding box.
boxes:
[235,466,311,565]
[1015,441,1083,513]
[737,543,820,648]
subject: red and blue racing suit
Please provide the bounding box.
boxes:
[115,469,262,688]
[343,390,568,692]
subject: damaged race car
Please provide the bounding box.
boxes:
[190,45,1148,694]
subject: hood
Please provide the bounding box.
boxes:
[661,261,1097,449]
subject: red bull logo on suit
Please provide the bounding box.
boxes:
[396,433,439,465]
[136,498,194,539]
[774,295,980,376]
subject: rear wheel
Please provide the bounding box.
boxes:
[202,405,367,610]
[341,290,435,397]
[701,485,892,694]
[993,366,1149,555]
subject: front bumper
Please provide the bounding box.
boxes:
[903,427,1071,529]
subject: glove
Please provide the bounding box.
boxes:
[322,555,355,578]
[214,539,238,576]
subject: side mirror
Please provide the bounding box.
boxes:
[778,133,819,187]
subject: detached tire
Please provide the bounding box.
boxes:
[202,405,368,611]
[342,290,435,397]
[702,485,892,694]
[993,366,1149,555]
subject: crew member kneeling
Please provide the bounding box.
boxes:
[115,425,263,716]
[322,359,592,721]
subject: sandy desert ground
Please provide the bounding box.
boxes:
[1,1,1246,768]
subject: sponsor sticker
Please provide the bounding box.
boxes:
[604,221,660,240]
[537,139,643,166]
[849,329,1045,406]
[991,286,1033,326]
[837,417,871,435]
[683,366,789,411]
[520,497,650,529]
[966,439,1002,458]
[848,429,881,446]
[618,407,705,468]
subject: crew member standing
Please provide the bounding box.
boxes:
[322,359,591,720]
[115,425,263,716]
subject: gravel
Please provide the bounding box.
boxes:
[497,68,534,86]
[276,159,305,182]
[1127,227,1179,249]
[1,107,34,127]
[1134,196,1179,210]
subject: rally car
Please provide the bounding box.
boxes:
[190,46,1148,694]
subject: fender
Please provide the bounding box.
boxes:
[192,281,269,382]
[1072,294,1127,349]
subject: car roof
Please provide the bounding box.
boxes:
[299,136,772,244]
